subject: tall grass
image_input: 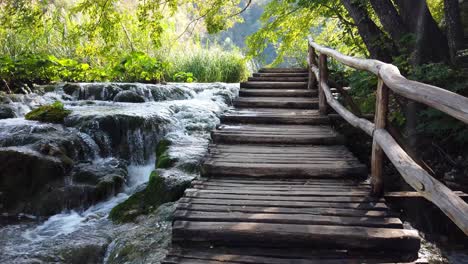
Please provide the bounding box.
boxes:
[166,46,250,83]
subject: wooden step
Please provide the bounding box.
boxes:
[172,221,420,251]
[239,89,316,97]
[174,210,403,228]
[253,72,309,78]
[248,76,309,82]
[259,68,308,73]
[212,124,344,145]
[221,108,330,125]
[163,246,422,264]
[203,144,367,178]
[241,82,308,89]
[234,97,318,109]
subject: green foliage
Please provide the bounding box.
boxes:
[246,0,367,66]
[25,101,71,123]
[167,46,249,83]
[173,72,195,83]
[0,0,250,91]
[112,52,168,83]
[408,63,468,143]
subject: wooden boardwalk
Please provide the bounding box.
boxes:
[163,68,422,263]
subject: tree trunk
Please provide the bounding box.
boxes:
[369,0,409,47]
[394,0,449,64]
[340,0,395,62]
[444,0,464,64]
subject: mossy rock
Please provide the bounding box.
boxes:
[109,171,189,223]
[155,139,178,169]
[25,101,71,123]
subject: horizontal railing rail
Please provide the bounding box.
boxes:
[307,36,468,235]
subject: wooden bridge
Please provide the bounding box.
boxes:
[162,40,468,263]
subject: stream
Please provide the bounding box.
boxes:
[0,82,238,263]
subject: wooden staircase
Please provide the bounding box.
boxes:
[162,68,422,264]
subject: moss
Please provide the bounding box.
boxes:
[25,101,71,123]
[109,171,186,223]
[155,139,178,169]
[109,189,145,223]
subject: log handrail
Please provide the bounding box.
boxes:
[307,37,468,235]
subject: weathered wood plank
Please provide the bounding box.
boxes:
[179,198,389,210]
[253,72,309,77]
[174,210,403,228]
[239,89,316,97]
[234,97,318,109]
[185,188,372,197]
[259,68,308,73]
[176,203,395,217]
[221,108,330,125]
[248,76,309,82]
[202,162,367,178]
[240,82,308,89]
[172,221,420,251]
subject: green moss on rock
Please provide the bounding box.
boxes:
[155,139,178,169]
[25,101,71,123]
[109,171,189,223]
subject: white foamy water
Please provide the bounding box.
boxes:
[0,82,239,263]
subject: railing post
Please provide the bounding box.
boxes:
[307,45,317,90]
[318,54,328,115]
[371,78,389,196]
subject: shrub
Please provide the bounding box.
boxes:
[25,101,71,123]
[166,47,249,83]
[111,52,168,83]
[172,72,195,83]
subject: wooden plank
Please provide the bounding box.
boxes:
[185,188,372,197]
[193,179,371,187]
[176,203,395,217]
[199,178,370,185]
[202,162,367,178]
[239,89,316,97]
[221,108,330,125]
[259,68,308,73]
[174,210,403,228]
[165,246,423,264]
[183,192,382,203]
[179,198,389,210]
[191,185,370,192]
[192,181,370,189]
[248,76,309,82]
[240,82,308,89]
[211,133,343,145]
[253,72,309,77]
[172,221,421,251]
[234,97,318,109]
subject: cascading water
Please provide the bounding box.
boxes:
[0,82,239,263]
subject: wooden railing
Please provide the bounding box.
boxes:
[307,37,468,235]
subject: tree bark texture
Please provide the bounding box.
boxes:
[340,0,395,62]
[444,0,464,64]
[394,0,449,64]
